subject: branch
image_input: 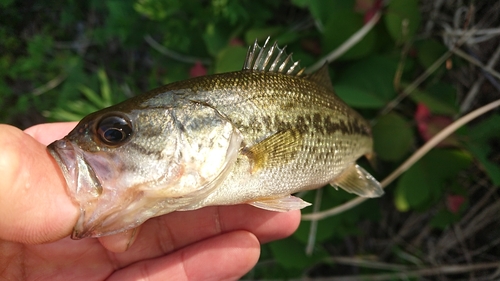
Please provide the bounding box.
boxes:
[144,35,212,65]
[307,11,381,73]
[299,261,500,281]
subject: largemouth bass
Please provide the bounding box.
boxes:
[48,38,383,239]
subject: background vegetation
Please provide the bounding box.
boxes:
[2,0,500,280]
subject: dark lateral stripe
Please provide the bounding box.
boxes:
[127,142,164,159]
[247,113,371,138]
[286,113,371,136]
[311,113,370,136]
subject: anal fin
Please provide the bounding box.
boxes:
[331,164,384,198]
[249,195,311,212]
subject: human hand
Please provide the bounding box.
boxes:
[0,123,300,280]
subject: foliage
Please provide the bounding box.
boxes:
[1,0,499,279]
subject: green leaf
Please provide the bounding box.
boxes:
[290,0,309,8]
[269,236,327,269]
[78,85,105,109]
[384,0,421,43]
[334,56,398,108]
[203,23,230,57]
[335,84,387,108]
[244,26,285,45]
[465,114,500,185]
[410,83,458,115]
[295,187,380,243]
[395,149,472,210]
[0,0,15,8]
[416,39,448,69]
[322,2,375,60]
[302,0,353,28]
[372,113,414,161]
[397,159,434,209]
[465,113,500,141]
[215,46,247,73]
[468,144,500,186]
[430,210,460,230]
[394,188,410,212]
[133,0,179,21]
[97,69,112,107]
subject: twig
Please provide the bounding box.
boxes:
[144,35,212,65]
[423,0,446,37]
[307,11,381,73]
[452,48,500,81]
[302,99,500,221]
[381,25,479,115]
[32,73,67,96]
[460,43,500,113]
[327,256,409,271]
[436,199,500,255]
[305,188,322,255]
[295,261,500,281]
[379,49,453,115]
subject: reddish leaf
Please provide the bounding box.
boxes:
[356,0,382,23]
[229,38,244,46]
[189,61,207,78]
[415,103,456,147]
[446,195,465,214]
[301,39,322,56]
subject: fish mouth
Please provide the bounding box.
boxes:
[48,139,103,239]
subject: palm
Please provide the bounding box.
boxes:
[1,205,300,280]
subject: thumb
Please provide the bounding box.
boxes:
[0,124,78,244]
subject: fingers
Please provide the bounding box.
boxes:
[24,122,78,146]
[107,230,260,281]
[98,226,141,253]
[0,124,78,244]
[111,205,300,267]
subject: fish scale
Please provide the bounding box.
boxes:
[48,38,383,238]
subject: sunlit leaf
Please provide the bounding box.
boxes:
[78,85,104,109]
[215,46,247,73]
[97,69,112,107]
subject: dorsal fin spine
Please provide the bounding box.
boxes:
[253,37,270,71]
[287,61,300,75]
[242,37,304,76]
[270,45,284,72]
[262,42,275,70]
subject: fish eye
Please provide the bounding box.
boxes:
[96,115,133,146]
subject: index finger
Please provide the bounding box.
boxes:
[24,122,78,145]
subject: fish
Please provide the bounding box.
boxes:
[48,38,384,239]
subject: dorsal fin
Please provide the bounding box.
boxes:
[304,63,334,91]
[243,37,305,76]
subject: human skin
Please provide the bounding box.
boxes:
[0,123,301,280]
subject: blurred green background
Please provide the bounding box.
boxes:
[2,0,500,279]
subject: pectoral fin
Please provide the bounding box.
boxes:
[331,164,384,198]
[244,129,303,173]
[249,195,311,212]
